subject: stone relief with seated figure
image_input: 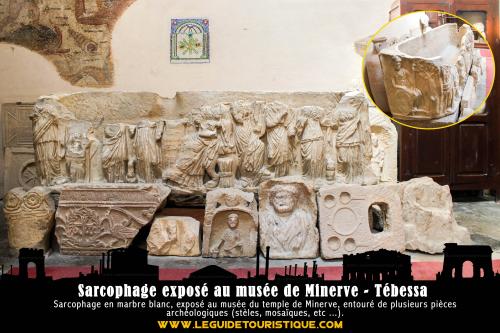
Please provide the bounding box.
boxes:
[379,23,479,124]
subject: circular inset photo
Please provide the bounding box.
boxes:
[362,11,495,129]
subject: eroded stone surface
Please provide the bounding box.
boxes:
[259,177,319,259]
[318,183,405,259]
[55,183,169,255]
[3,186,55,251]
[203,188,258,258]
[147,216,200,256]
[400,177,471,253]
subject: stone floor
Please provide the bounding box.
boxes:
[1,192,499,270]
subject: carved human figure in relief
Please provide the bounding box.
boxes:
[134,120,164,183]
[230,101,267,187]
[264,102,295,177]
[391,56,422,115]
[213,104,238,188]
[66,131,87,182]
[370,134,384,180]
[296,106,325,180]
[414,61,440,118]
[459,26,474,71]
[31,102,73,186]
[440,65,455,113]
[456,55,467,90]
[148,220,197,256]
[86,127,105,183]
[166,111,220,191]
[102,124,136,183]
[210,213,244,257]
[260,184,317,257]
[335,93,372,184]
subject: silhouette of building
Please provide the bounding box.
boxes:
[437,243,494,280]
[274,260,325,281]
[342,249,413,282]
[0,248,52,282]
[186,265,237,281]
[247,246,271,281]
[93,248,159,281]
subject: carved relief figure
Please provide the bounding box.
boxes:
[147,217,199,256]
[166,111,221,191]
[203,188,258,258]
[214,104,238,188]
[210,213,244,257]
[335,93,372,184]
[230,101,267,187]
[459,25,474,71]
[296,106,325,180]
[259,181,318,258]
[86,127,105,183]
[414,61,441,118]
[390,56,422,116]
[102,123,137,183]
[134,120,164,183]
[264,102,295,177]
[370,134,384,180]
[66,131,88,183]
[441,65,454,113]
[31,102,74,186]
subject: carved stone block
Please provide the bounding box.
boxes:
[23,91,391,201]
[400,177,471,253]
[55,184,170,255]
[1,102,36,195]
[259,177,319,259]
[318,183,405,259]
[203,188,258,258]
[147,216,201,256]
[3,147,39,196]
[3,186,55,251]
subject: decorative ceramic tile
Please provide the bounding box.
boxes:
[170,18,209,64]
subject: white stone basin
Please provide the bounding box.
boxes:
[379,23,476,121]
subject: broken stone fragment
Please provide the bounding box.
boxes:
[54,183,170,255]
[400,177,471,253]
[147,216,201,256]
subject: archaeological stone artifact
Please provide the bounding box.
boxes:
[259,178,319,259]
[23,91,396,200]
[55,183,170,255]
[203,188,258,258]
[380,23,479,122]
[318,183,405,259]
[147,216,201,256]
[399,177,471,253]
[3,186,55,252]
